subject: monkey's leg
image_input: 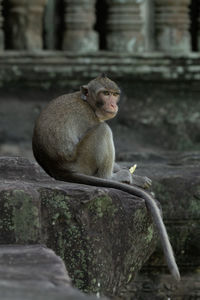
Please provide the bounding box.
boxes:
[113,163,121,173]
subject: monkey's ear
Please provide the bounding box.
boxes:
[80,85,88,95]
[101,72,107,78]
[80,85,89,101]
[80,85,89,100]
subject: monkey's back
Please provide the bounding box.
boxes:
[32,91,99,172]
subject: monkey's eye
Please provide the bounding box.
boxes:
[113,92,120,97]
[103,91,110,96]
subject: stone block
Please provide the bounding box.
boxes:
[0,156,157,298]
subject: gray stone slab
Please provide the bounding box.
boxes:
[0,157,157,298]
[0,245,98,300]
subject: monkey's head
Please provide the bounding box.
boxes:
[81,74,120,121]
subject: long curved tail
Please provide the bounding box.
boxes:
[65,172,180,281]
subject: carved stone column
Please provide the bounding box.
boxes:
[0,0,4,50]
[8,0,46,50]
[154,0,191,52]
[198,1,200,51]
[63,0,98,52]
[106,0,145,53]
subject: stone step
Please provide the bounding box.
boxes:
[0,156,157,298]
[0,245,99,300]
[119,154,200,299]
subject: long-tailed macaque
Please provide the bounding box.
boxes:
[32,74,180,281]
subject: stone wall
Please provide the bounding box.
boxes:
[1,0,200,52]
[1,52,200,158]
[0,0,200,157]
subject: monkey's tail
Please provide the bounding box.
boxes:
[67,172,181,281]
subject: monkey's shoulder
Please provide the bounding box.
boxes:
[46,91,94,117]
[47,91,81,110]
[42,91,99,143]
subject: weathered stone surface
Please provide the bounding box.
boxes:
[0,244,99,300]
[115,80,200,152]
[118,152,200,299]
[7,0,46,50]
[1,52,200,84]
[0,0,3,51]
[0,156,157,298]
[106,0,145,53]
[198,1,200,51]
[1,0,197,54]
[122,273,200,300]
[62,0,98,52]
[1,154,199,299]
[154,0,191,52]
[1,53,200,155]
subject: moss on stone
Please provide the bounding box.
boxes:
[87,195,118,219]
[146,225,154,243]
[189,198,200,215]
[0,192,15,234]
[41,190,89,291]
[1,189,40,243]
[11,190,40,243]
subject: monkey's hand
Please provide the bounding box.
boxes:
[112,168,152,189]
[131,174,152,189]
[112,169,133,185]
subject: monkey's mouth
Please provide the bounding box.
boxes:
[105,110,116,114]
[103,108,118,115]
[96,109,117,121]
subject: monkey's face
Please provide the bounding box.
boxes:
[81,76,120,121]
[94,89,120,121]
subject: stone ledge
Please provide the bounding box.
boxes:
[119,153,200,299]
[0,245,99,300]
[1,51,200,88]
[0,156,157,298]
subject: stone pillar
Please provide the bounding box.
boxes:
[0,0,4,50]
[106,0,145,53]
[8,0,46,50]
[44,0,56,49]
[198,1,200,51]
[62,0,98,52]
[144,0,155,51]
[154,0,191,52]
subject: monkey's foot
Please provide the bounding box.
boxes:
[132,174,152,189]
[112,169,152,188]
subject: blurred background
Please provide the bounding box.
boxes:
[0,0,200,299]
[0,0,200,159]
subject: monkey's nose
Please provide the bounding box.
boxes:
[110,103,116,109]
